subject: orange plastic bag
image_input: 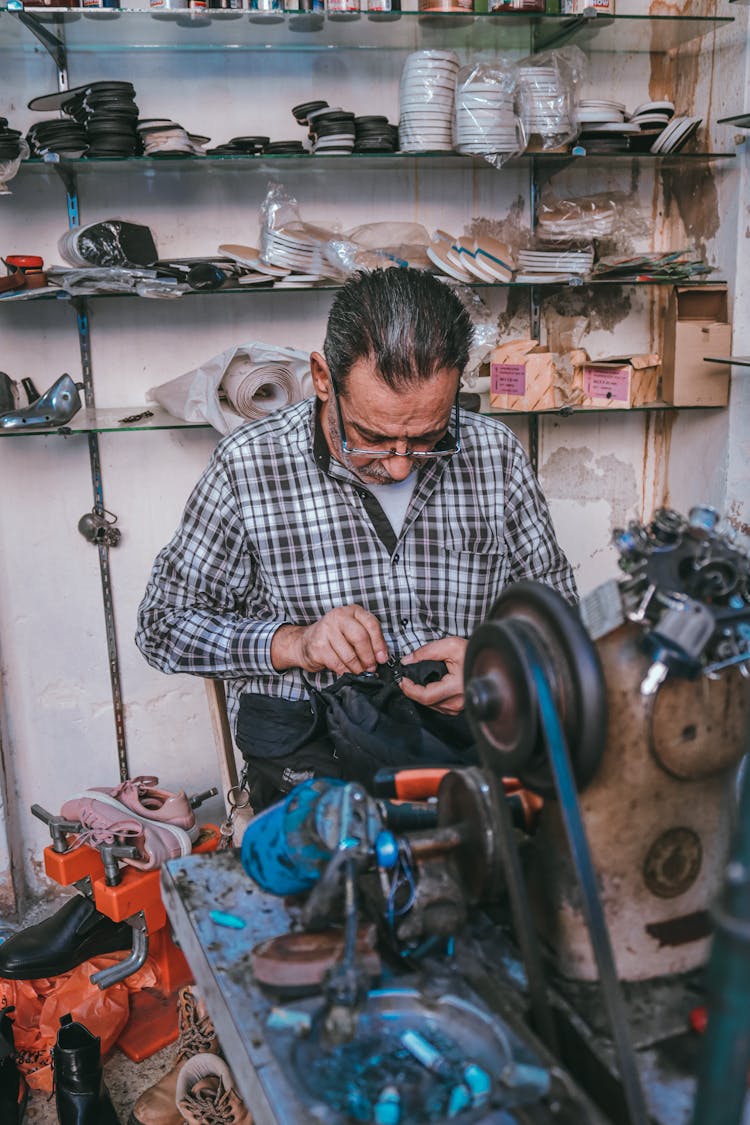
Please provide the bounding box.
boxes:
[0,954,158,1092]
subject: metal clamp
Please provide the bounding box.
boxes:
[97,841,141,887]
[31,803,81,853]
[90,912,149,990]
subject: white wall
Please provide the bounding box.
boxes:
[0,0,747,903]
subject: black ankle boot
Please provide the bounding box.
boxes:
[52,1014,120,1125]
[0,1006,28,1123]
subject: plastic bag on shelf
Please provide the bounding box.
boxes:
[455,286,502,391]
[454,58,525,169]
[259,182,345,280]
[327,221,433,275]
[147,341,314,435]
[46,266,182,298]
[516,45,587,152]
[0,139,29,196]
[536,191,619,243]
[58,220,158,269]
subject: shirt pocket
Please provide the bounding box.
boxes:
[413,535,509,637]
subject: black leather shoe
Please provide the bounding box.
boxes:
[0,1006,28,1123]
[53,1014,120,1125]
[0,896,132,980]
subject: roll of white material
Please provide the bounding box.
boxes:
[221,357,303,421]
[147,341,313,435]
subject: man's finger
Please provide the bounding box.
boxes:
[400,675,462,707]
[351,606,388,663]
[328,634,369,675]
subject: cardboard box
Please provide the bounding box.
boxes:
[489,339,557,412]
[571,350,660,409]
[662,286,731,407]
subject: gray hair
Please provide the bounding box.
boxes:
[323,268,473,392]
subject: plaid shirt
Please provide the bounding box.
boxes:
[136,399,577,731]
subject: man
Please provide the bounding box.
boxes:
[136,269,577,809]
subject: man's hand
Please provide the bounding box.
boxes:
[271,606,388,676]
[399,636,468,715]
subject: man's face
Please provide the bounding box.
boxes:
[313,353,459,486]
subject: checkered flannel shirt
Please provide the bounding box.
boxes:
[136,399,578,730]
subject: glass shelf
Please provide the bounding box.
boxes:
[718,113,750,129]
[17,150,735,175]
[0,405,210,435]
[485,401,724,418]
[0,277,727,306]
[703,355,750,367]
[0,7,732,54]
[0,399,723,437]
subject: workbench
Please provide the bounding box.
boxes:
[161,849,613,1125]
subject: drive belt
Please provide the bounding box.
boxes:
[518,625,650,1125]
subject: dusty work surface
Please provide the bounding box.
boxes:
[160,850,609,1125]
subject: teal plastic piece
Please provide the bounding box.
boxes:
[463,1063,492,1107]
[374,1085,401,1125]
[447,1084,471,1118]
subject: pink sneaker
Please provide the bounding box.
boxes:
[60,795,192,871]
[88,775,198,842]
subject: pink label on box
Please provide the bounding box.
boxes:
[583,365,630,401]
[491,362,526,396]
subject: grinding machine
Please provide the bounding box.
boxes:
[236,505,750,1125]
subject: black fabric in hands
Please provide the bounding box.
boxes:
[236,659,476,792]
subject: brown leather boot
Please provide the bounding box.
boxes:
[127,986,218,1125]
[176,1054,252,1125]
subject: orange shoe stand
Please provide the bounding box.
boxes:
[43,825,221,1061]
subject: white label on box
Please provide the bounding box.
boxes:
[562,0,613,11]
[583,365,630,401]
[491,362,526,396]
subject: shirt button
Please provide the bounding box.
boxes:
[393,553,400,564]
[400,617,409,627]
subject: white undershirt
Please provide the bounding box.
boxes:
[366,473,418,536]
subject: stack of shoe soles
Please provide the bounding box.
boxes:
[0,118,24,162]
[0,778,195,981]
[294,101,357,155]
[27,81,139,159]
[354,115,398,153]
[136,119,209,158]
[264,139,307,155]
[206,135,270,156]
[130,985,251,1125]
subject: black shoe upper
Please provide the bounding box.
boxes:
[53,1014,120,1125]
[0,1006,28,1124]
[0,896,132,980]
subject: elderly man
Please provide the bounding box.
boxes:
[136,268,577,809]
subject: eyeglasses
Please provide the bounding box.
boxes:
[329,377,461,461]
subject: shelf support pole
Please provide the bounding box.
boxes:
[66,197,130,780]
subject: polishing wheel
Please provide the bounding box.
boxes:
[464,581,607,796]
[436,766,505,903]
